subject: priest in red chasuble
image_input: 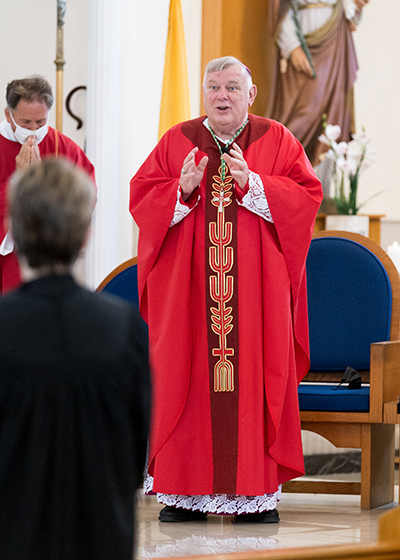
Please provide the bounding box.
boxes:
[130,56,323,522]
[0,75,95,293]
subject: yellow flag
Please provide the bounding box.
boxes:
[158,0,191,139]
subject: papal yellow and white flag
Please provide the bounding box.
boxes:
[158,0,191,139]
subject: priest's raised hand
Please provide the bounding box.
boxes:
[180,146,208,202]
[222,142,249,190]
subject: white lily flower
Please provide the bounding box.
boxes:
[336,142,348,155]
[325,124,341,142]
[351,130,369,146]
[346,155,359,176]
[336,155,357,176]
[325,149,337,161]
[318,121,376,214]
[335,156,347,171]
[347,142,363,163]
[318,134,330,146]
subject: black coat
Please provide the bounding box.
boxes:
[0,275,150,560]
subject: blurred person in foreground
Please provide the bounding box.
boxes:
[0,75,95,293]
[0,158,150,560]
[130,56,322,523]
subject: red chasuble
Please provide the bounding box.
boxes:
[130,115,322,496]
[0,127,95,293]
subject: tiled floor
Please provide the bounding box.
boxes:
[137,477,399,558]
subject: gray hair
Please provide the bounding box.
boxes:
[6,75,54,111]
[203,56,253,88]
[9,158,95,270]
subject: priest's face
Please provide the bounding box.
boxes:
[5,100,49,132]
[203,64,257,141]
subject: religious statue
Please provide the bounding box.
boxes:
[266,0,369,176]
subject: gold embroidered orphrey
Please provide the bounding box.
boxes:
[209,166,235,392]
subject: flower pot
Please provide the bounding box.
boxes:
[325,215,369,237]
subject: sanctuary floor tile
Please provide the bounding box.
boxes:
[136,482,399,558]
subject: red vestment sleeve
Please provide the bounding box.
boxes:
[130,126,204,322]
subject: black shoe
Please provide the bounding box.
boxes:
[234,508,279,523]
[159,505,207,522]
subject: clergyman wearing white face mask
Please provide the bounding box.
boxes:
[0,74,95,294]
[3,81,50,168]
[7,107,49,146]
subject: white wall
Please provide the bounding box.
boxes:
[119,0,202,262]
[0,0,89,149]
[353,0,400,221]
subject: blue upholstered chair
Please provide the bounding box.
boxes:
[96,257,139,307]
[96,255,148,333]
[283,231,400,509]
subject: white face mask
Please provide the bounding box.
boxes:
[9,110,49,145]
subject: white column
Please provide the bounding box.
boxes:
[85,0,122,289]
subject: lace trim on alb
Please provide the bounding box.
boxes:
[169,186,200,227]
[143,472,281,515]
[239,171,273,223]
